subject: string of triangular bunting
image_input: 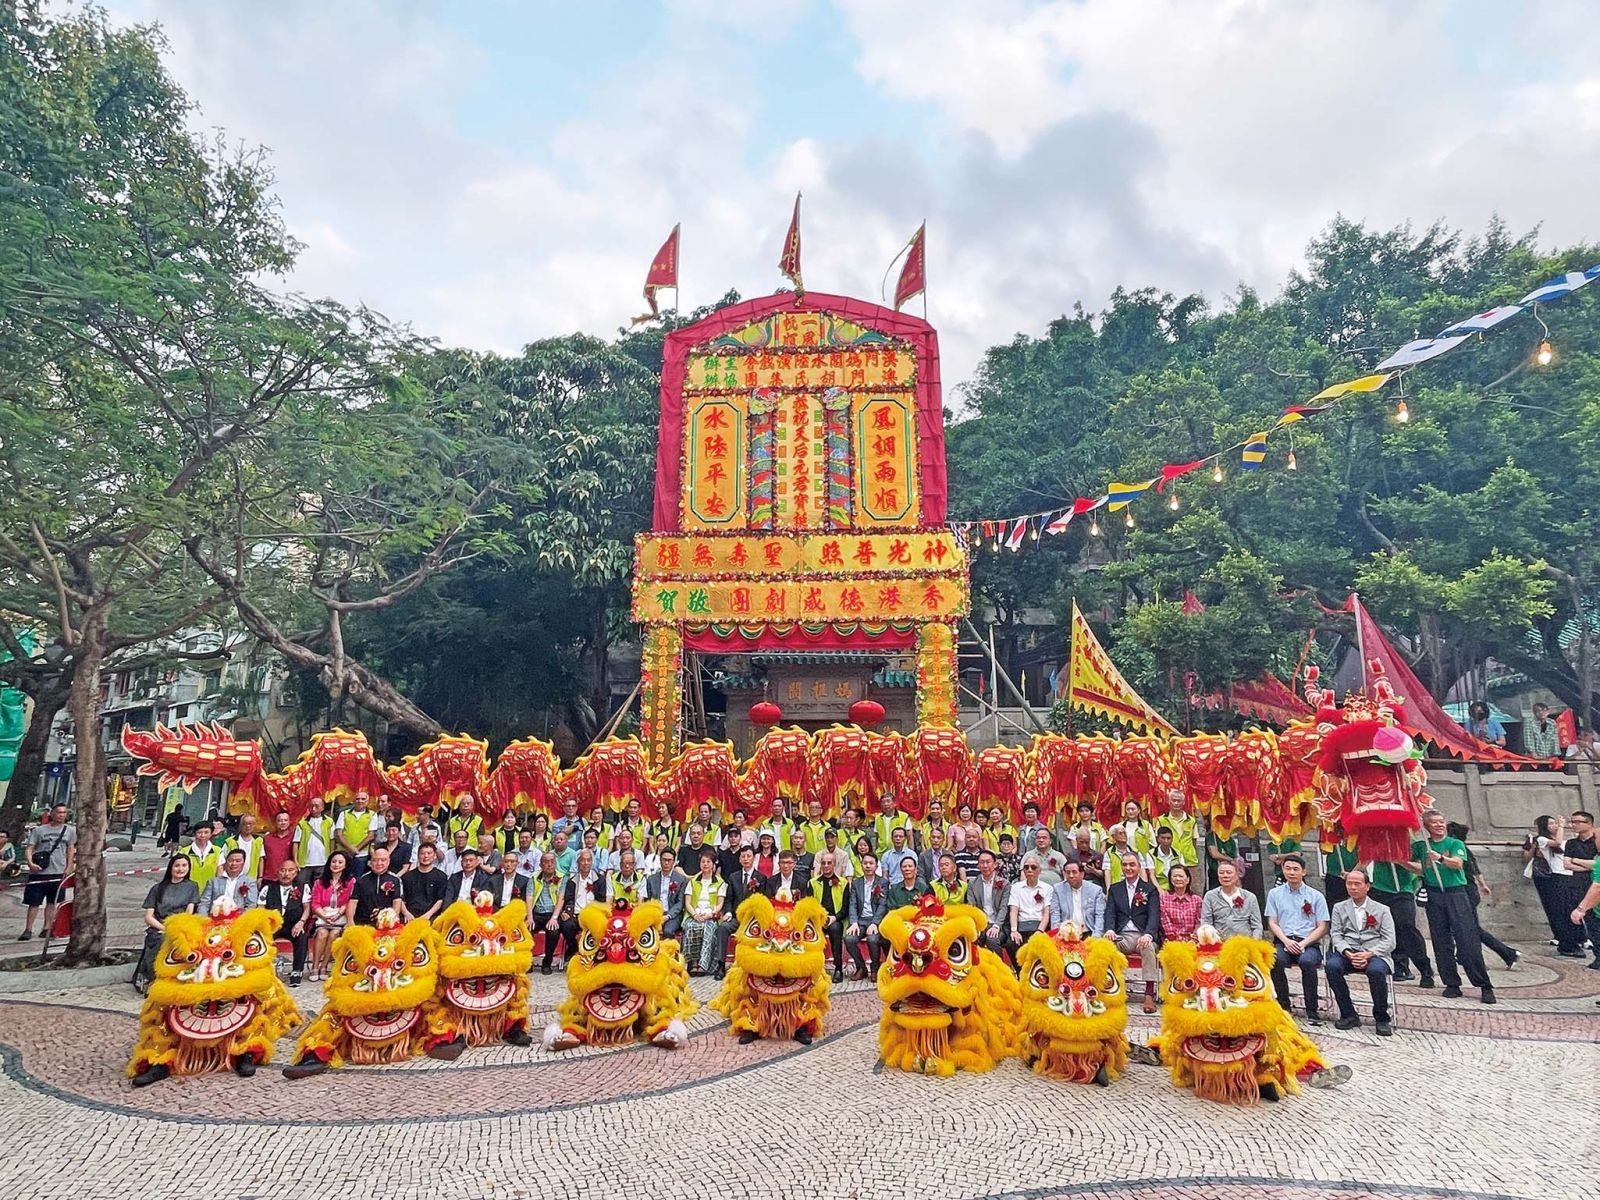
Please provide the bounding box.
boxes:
[950,263,1599,552]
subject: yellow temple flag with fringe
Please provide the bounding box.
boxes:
[1064,602,1178,736]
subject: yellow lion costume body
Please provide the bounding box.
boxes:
[283,910,453,1078]
[709,893,831,1043]
[1154,926,1333,1105]
[1018,922,1129,1085]
[435,894,535,1047]
[543,898,697,1050]
[128,901,301,1086]
[875,894,1022,1076]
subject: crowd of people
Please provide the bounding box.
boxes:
[112,785,1600,1032]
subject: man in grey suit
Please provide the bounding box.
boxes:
[1200,860,1263,938]
[198,847,258,912]
[965,850,1009,953]
[1325,867,1397,1036]
[645,848,687,938]
[844,851,890,977]
[1048,861,1105,933]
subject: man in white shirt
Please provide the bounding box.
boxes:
[1007,859,1053,963]
[439,829,470,877]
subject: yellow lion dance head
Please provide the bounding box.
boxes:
[435,893,535,1047]
[709,893,831,1042]
[1018,922,1129,1085]
[544,898,697,1050]
[284,910,451,1077]
[1155,925,1328,1104]
[128,901,301,1084]
[876,894,1022,1076]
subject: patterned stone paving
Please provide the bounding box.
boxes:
[0,947,1594,1200]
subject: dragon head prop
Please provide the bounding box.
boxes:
[1155,925,1322,1104]
[1018,922,1129,1084]
[545,898,696,1051]
[709,892,831,1041]
[129,901,301,1079]
[875,893,1022,1076]
[433,893,534,1046]
[288,910,449,1070]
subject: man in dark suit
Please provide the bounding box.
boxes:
[645,848,687,938]
[713,844,764,980]
[445,846,496,908]
[844,851,890,978]
[485,850,528,910]
[1103,850,1163,1012]
[763,850,809,901]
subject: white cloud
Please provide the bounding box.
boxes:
[99,0,1600,399]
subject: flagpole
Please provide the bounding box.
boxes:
[1352,591,1367,694]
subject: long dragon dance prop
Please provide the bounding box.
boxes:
[126,715,1346,837]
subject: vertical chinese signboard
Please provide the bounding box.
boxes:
[635,292,967,769]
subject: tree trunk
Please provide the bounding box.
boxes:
[63,617,108,966]
[0,673,71,844]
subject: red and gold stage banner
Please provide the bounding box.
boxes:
[637,530,963,578]
[632,574,967,625]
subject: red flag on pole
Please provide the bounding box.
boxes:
[779,193,803,294]
[633,224,679,325]
[893,223,926,311]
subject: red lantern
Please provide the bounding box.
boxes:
[749,701,783,727]
[849,699,886,728]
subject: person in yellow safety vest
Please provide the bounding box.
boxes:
[1153,789,1202,868]
[799,800,834,856]
[916,799,949,853]
[931,852,968,905]
[758,796,794,849]
[444,794,484,846]
[334,791,380,873]
[986,805,1017,854]
[1121,799,1158,857]
[649,799,681,853]
[872,796,912,854]
[294,799,335,884]
[222,813,264,879]
[183,822,223,891]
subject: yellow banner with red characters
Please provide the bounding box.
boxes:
[1065,602,1178,735]
[637,531,963,579]
[632,573,967,625]
[687,348,915,393]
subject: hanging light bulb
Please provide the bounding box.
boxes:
[1212,463,1224,483]
[1168,492,1180,511]
[1089,517,1101,536]
[1536,339,1554,366]
[1286,450,1298,471]
[1394,399,1410,423]
[1125,510,1135,528]
[1030,522,1040,542]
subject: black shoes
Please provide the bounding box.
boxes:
[505,1027,533,1047]
[1334,1016,1360,1031]
[1375,1021,1393,1036]
[738,1029,759,1045]
[1259,1082,1279,1102]
[130,1063,170,1088]
[426,1036,467,1061]
[1441,985,1463,998]
[795,1028,813,1045]
[541,965,553,975]
[282,1056,327,1081]
[1416,975,1435,989]
[1481,987,1497,1005]
[1093,1063,1110,1087]
[233,1054,256,1078]
[831,969,843,984]
[1391,968,1414,983]
[289,971,302,986]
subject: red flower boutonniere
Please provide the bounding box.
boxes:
[1365,912,1378,930]
[668,881,679,896]
[1301,901,1313,917]
[1232,895,1245,909]
[1033,890,1044,904]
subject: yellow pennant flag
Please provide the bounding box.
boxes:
[1308,373,1390,402]
[1064,602,1178,736]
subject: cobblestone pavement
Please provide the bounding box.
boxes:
[0,931,1595,1200]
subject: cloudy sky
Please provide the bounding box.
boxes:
[101,0,1600,395]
